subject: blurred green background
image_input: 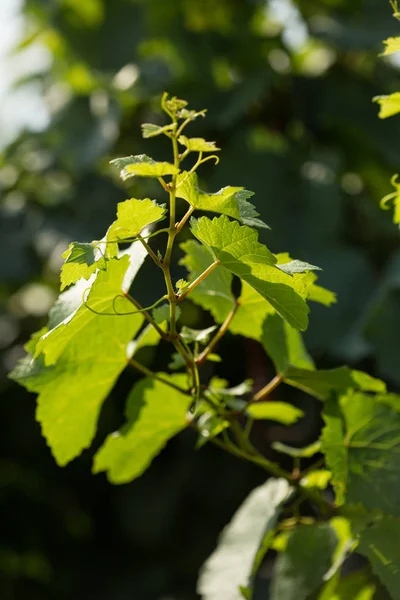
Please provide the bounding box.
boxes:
[1,0,400,598]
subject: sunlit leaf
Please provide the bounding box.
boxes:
[178,135,220,152]
[381,36,400,56]
[179,239,235,323]
[273,440,321,458]
[247,402,303,424]
[108,198,166,241]
[374,93,400,119]
[110,154,179,179]
[261,312,315,374]
[60,242,106,291]
[93,375,191,484]
[9,258,143,466]
[176,172,269,229]
[190,215,310,330]
[284,366,386,401]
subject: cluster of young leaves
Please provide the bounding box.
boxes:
[9,90,400,599]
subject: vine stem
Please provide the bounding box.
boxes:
[137,234,162,267]
[128,357,190,395]
[125,293,168,340]
[204,428,294,482]
[176,205,195,232]
[163,118,180,336]
[251,373,283,403]
[196,302,239,365]
[177,260,220,303]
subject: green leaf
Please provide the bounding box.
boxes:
[34,256,139,365]
[301,470,331,490]
[175,278,189,294]
[180,325,217,344]
[306,273,337,306]
[176,172,269,229]
[261,313,315,375]
[163,94,188,114]
[247,402,303,424]
[284,366,386,401]
[190,215,310,330]
[373,93,400,119]
[230,282,275,340]
[357,517,400,600]
[93,375,191,484]
[270,524,338,600]
[176,107,206,120]
[381,36,400,56]
[179,239,235,323]
[127,323,164,358]
[60,242,106,291]
[197,478,292,600]
[110,154,179,180]
[196,412,230,448]
[319,569,376,600]
[209,378,253,398]
[322,392,400,514]
[320,399,347,505]
[141,123,174,138]
[9,263,144,466]
[168,352,186,371]
[277,259,321,275]
[152,303,181,324]
[178,135,220,152]
[108,198,166,241]
[273,440,321,458]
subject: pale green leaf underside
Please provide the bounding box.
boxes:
[180,325,217,344]
[141,123,174,138]
[178,135,220,152]
[270,524,338,600]
[108,198,166,241]
[197,478,292,600]
[190,215,310,330]
[176,171,269,229]
[374,93,400,119]
[110,154,179,179]
[277,260,321,275]
[322,392,400,515]
[247,401,303,424]
[381,36,400,56]
[93,375,191,484]
[357,517,400,600]
[60,242,106,291]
